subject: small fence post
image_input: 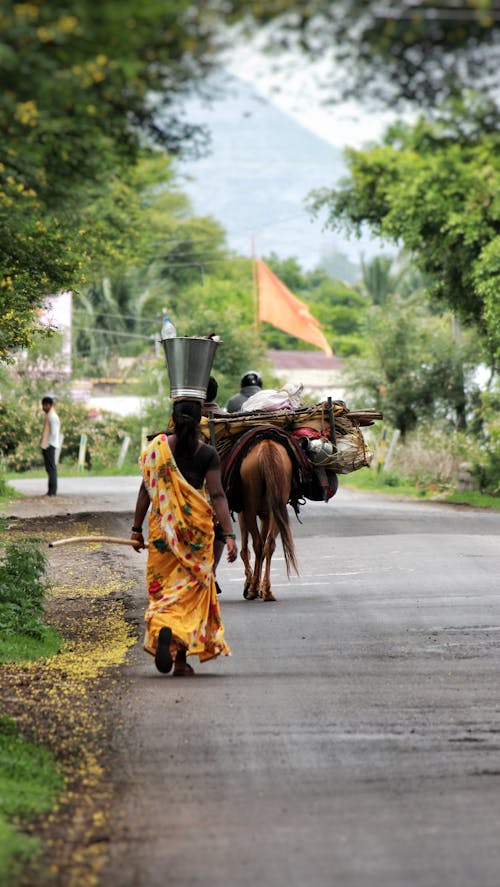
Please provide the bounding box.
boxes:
[77,433,87,472]
[117,435,131,468]
[383,429,400,471]
[374,426,388,473]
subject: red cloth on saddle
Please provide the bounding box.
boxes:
[291,428,338,502]
[292,426,323,441]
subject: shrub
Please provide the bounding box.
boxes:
[0,394,137,472]
[0,397,40,469]
[0,540,50,640]
[467,386,500,495]
[0,460,14,498]
[389,424,469,489]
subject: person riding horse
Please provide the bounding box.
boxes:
[226,371,263,413]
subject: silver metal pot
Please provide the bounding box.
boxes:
[163,336,219,401]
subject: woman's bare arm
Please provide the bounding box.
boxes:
[130,480,150,550]
[205,467,238,562]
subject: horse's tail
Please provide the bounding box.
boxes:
[258,442,298,578]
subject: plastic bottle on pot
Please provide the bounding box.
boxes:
[160,314,176,340]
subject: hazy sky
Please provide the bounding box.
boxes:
[176,35,399,270]
[226,37,400,150]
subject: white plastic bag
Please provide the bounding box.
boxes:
[242,382,304,412]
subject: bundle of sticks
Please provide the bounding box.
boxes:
[200,400,383,473]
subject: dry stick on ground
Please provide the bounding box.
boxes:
[49,536,149,548]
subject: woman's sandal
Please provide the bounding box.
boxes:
[155,627,173,674]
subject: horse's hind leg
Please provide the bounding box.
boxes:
[238,514,252,599]
[260,527,277,601]
[257,515,270,600]
[243,516,263,600]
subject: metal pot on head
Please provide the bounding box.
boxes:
[163,336,219,401]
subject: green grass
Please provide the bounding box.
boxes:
[5,459,140,481]
[341,469,500,509]
[0,717,63,886]
[441,490,500,509]
[0,627,62,663]
[0,818,41,887]
[340,469,424,498]
[0,477,17,499]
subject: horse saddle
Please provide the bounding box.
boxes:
[222,424,321,515]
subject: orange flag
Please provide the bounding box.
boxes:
[256,259,333,356]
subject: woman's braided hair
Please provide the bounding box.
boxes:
[172,400,202,459]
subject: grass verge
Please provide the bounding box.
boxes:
[0,717,63,887]
[1,521,138,887]
[0,628,62,664]
[341,468,500,509]
[5,460,140,481]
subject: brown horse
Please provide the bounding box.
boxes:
[237,438,298,601]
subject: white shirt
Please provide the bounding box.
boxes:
[47,410,61,449]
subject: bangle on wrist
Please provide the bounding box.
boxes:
[131,526,143,534]
[225,533,236,540]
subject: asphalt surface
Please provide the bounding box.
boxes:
[7,479,500,886]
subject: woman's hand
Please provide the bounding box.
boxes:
[226,536,238,563]
[131,531,146,551]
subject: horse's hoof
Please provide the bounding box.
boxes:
[245,590,258,600]
[262,592,276,602]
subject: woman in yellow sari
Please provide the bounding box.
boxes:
[131,400,237,676]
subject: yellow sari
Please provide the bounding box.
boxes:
[141,434,230,662]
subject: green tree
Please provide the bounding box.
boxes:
[5,1,499,361]
[346,296,482,436]
[309,100,500,363]
[249,1,500,111]
[70,153,229,375]
[1,0,275,361]
[359,253,432,306]
[359,256,396,306]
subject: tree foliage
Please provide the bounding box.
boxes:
[70,153,229,375]
[346,296,482,436]
[309,100,500,363]
[0,0,251,361]
[253,0,500,111]
[4,0,500,362]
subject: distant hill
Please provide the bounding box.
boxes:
[176,75,383,278]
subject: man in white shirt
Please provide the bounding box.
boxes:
[40,396,61,496]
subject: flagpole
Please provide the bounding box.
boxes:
[251,236,258,331]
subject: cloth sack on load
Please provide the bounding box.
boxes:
[242,382,304,413]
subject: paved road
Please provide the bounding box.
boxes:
[93,485,499,887]
[8,480,500,885]
[6,475,140,516]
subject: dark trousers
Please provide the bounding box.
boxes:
[42,445,57,495]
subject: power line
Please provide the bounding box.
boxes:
[73,310,157,324]
[72,326,156,341]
